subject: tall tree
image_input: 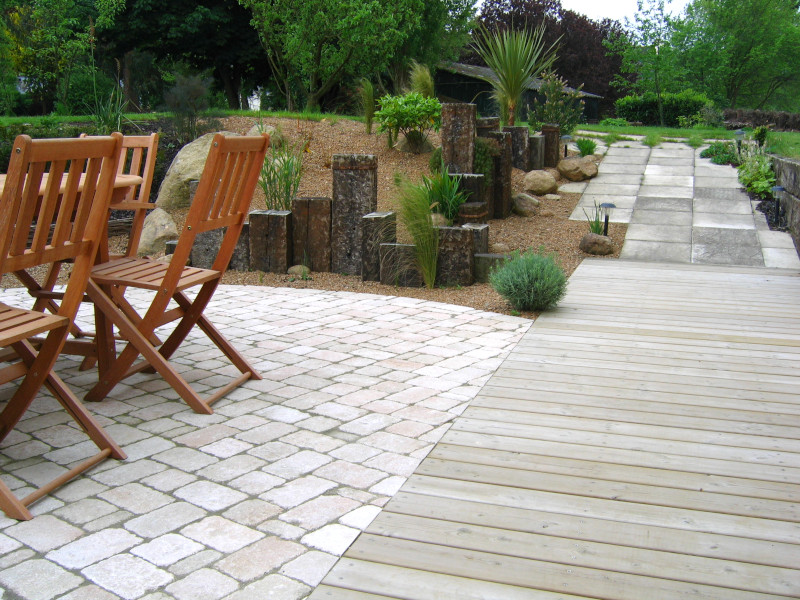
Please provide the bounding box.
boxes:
[240,0,432,111]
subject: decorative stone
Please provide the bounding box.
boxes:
[187,180,200,204]
[558,158,585,181]
[454,173,484,205]
[528,134,544,170]
[485,131,513,219]
[457,202,488,225]
[332,155,378,275]
[249,210,292,273]
[292,197,332,272]
[288,265,310,278]
[503,126,530,170]
[462,223,489,255]
[156,131,239,209]
[138,208,178,256]
[513,193,540,217]
[474,253,509,283]
[522,170,557,195]
[362,212,396,282]
[491,242,510,254]
[580,158,599,179]
[541,124,561,168]
[476,117,500,138]
[191,224,250,271]
[379,243,422,287]
[579,233,614,255]
[544,194,560,201]
[436,227,473,287]
[431,213,448,227]
[441,103,476,172]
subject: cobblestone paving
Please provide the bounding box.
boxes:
[0,285,530,599]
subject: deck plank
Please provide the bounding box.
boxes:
[310,260,800,600]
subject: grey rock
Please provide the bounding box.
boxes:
[522,170,557,195]
[544,194,560,201]
[138,208,178,256]
[288,264,310,277]
[579,233,614,255]
[491,242,510,254]
[513,193,539,217]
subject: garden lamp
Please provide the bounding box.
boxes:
[735,129,745,153]
[599,202,616,236]
[561,134,572,158]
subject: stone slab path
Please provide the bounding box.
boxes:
[0,286,529,599]
[567,141,800,269]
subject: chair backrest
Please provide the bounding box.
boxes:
[80,132,159,257]
[169,133,269,276]
[0,133,123,319]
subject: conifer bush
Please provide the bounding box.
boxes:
[490,249,568,312]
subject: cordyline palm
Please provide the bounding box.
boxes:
[474,24,560,126]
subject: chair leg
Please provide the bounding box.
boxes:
[0,481,33,520]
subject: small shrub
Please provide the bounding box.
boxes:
[738,154,775,199]
[603,132,621,146]
[701,141,739,166]
[700,104,723,127]
[615,90,711,126]
[358,78,375,135]
[490,249,568,312]
[576,138,597,157]
[473,136,499,192]
[425,164,469,224]
[259,143,304,211]
[600,117,628,127]
[90,86,129,135]
[429,147,443,173]
[642,132,662,147]
[753,125,769,148]
[677,113,703,129]
[164,74,211,143]
[376,92,441,153]
[528,72,584,135]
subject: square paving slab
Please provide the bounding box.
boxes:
[637,185,694,199]
[625,224,692,243]
[645,157,694,166]
[694,176,742,189]
[641,175,693,187]
[692,213,755,229]
[644,165,694,176]
[762,247,800,268]
[693,187,750,201]
[635,197,693,211]
[619,240,691,262]
[630,210,693,226]
[757,230,797,249]
[598,163,648,174]
[693,198,753,215]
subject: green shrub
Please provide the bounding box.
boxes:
[700,141,740,166]
[700,104,723,127]
[615,90,711,126]
[425,164,469,224]
[473,136,499,192]
[358,78,375,135]
[164,74,211,143]
[738,154,775,199]
[259,142,304,211]
[677,113,703,129]
[376,92,441,153]
[599,117,628,127]
[397,175,439,289]
[753,125,769,148]
[528,72,584,135]
[490,249,568,312]
[429,147,443,173]
[576,138,597,157]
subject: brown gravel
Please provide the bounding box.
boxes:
[4,116,627,320]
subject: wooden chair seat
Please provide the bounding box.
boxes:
[0,303,67,348]
[92,257,220,291]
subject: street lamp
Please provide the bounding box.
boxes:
[561,134,572,158]
[772,185,785,228]
[735,129,745,153]
[599,202,616,236]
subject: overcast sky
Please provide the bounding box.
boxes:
[559,0,691,23]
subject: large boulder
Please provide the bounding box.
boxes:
[246,124,282,147]
[156,131,239,210]
[512,193,540,217]
[579,233,614,255]
[138,208,179,256]
[522,170,557,195]
[558,157,599,181]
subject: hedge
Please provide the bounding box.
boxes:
[615,91,711,127]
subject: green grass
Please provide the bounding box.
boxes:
[580,123,731,141]
[766,131,800,159]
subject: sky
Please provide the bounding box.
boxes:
[558,0,692,24]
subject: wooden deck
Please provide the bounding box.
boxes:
[310,260,800,600]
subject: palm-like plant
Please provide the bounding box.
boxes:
[473,24,560,126]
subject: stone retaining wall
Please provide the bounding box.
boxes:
[771,156,800,251]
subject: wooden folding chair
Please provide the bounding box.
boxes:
[85,133,270,414]
[0,133,126,520]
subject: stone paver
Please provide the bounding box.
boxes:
[0,286,529,599]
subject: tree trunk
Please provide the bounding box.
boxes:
[217,67,240,109]
[122,51,139,111]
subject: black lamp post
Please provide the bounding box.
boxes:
[772,185,785,228]
[599,202,616,236]
[561,134,572,158]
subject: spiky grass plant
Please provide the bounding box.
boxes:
[583,201,604,235]
[408,61,435,98]
[358,78,375,134]
[473,24,560,126]
[397,175,439,289]
[576,138,597,157]
[642,132,663,147]
[259,143,303,211]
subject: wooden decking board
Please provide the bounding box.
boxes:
[311,260,800,600]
